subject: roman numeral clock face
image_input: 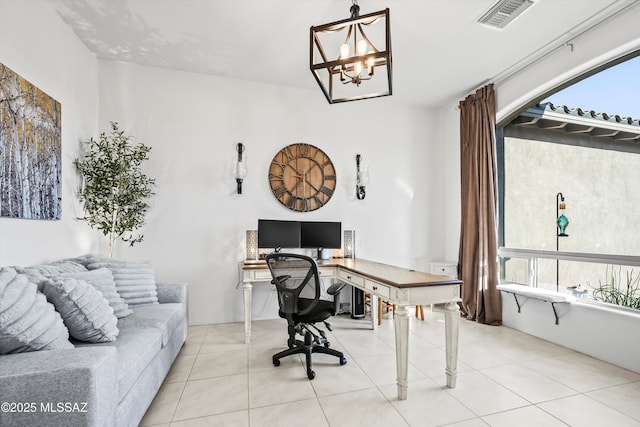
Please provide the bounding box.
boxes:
[268,143,336,212]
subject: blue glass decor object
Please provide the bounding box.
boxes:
[557,202,569,236]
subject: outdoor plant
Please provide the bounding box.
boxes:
[74,122,156,257]
[590,265,640,310]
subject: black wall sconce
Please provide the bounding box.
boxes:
[235,143,247,194]
[356,154,369,200]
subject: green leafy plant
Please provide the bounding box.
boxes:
[74,122,156,257]
[591,265,640,310]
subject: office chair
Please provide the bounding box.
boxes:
[266,253,347,380]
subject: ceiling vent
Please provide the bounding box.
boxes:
[478,0,534,29]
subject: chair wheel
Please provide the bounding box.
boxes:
[273,359,280,367]
[340,357,347,365]
[307,370,315,380]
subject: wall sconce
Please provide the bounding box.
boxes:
[234,142,247,194]
[356,154,368,200]
[246,229,258,260]
[556,193,569,237]
[343,230,355,258]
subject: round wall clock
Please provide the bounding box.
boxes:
[268,143,336,212]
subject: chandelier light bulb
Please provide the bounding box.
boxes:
[366,55,375,74]
[355,61,363,76]
[357,39,367,56]
[340,43,350,59]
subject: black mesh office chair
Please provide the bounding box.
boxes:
[266,253,347,380]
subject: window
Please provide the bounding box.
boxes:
[498,55,640,304]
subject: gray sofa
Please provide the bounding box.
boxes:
[0,258,188,427]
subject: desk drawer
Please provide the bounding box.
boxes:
[365,280,390,299]
[252,270,273,281]
[318,267,336,277]
[337,269,365,287]
[248,267,335,282]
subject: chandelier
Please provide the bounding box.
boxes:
[310,1,392,104]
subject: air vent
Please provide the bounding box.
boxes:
[478,0,534,29]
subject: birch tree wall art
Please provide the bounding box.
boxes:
[0,63,62,220]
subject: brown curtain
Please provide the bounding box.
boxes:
[458,84,501,325]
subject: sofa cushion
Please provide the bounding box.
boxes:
[0,268,73,354]
[117,303,184,347]
[58,268,132,318]
[41,277,119,343]
[74,326,163,402]
[84,258,159,307]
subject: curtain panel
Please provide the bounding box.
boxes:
[458,84,501,325]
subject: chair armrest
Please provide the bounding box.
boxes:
[0,347,118,427]
[327,282,346,295]
[156,282,188,304]
[271,275,291,285]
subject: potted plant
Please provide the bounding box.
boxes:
[590,265,640,310]
[74,122,156,257]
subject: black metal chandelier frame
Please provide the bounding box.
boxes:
[310,4,392,104]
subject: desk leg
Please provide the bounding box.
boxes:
[243,282,253,344]
[371,293,378,331]
[394,304,410,400]
[444,301,460,388]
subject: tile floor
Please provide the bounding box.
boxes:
[140,308,640,426]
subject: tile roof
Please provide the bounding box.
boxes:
[539,102,640,127]
[507,102,640,142]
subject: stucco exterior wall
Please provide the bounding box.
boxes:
[504,136,640,291]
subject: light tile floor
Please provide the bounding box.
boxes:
[141,308,640,427]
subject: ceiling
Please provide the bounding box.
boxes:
[48,0,634,108]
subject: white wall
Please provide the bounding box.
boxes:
[0,1,99,266]
[501,292,640,373]
[96,61,441,325]
[434,104,462,263]
[497,5,640,124]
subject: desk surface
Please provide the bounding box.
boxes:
[244,257,462,289]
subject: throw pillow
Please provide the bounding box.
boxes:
[23,260,88,276]
[72,253,110,267]
[0,267,73,354]
[41,277,119,343]
[86,259,159,307]
[15,260,88,291]
[58,268,132,318]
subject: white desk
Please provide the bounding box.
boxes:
[241,257,462,400]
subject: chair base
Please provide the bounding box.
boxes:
[273,327,347,380]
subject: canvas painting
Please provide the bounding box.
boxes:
[0,63,62,220]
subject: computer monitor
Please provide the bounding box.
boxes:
[300,221,342,250]
[257,219,301,251]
